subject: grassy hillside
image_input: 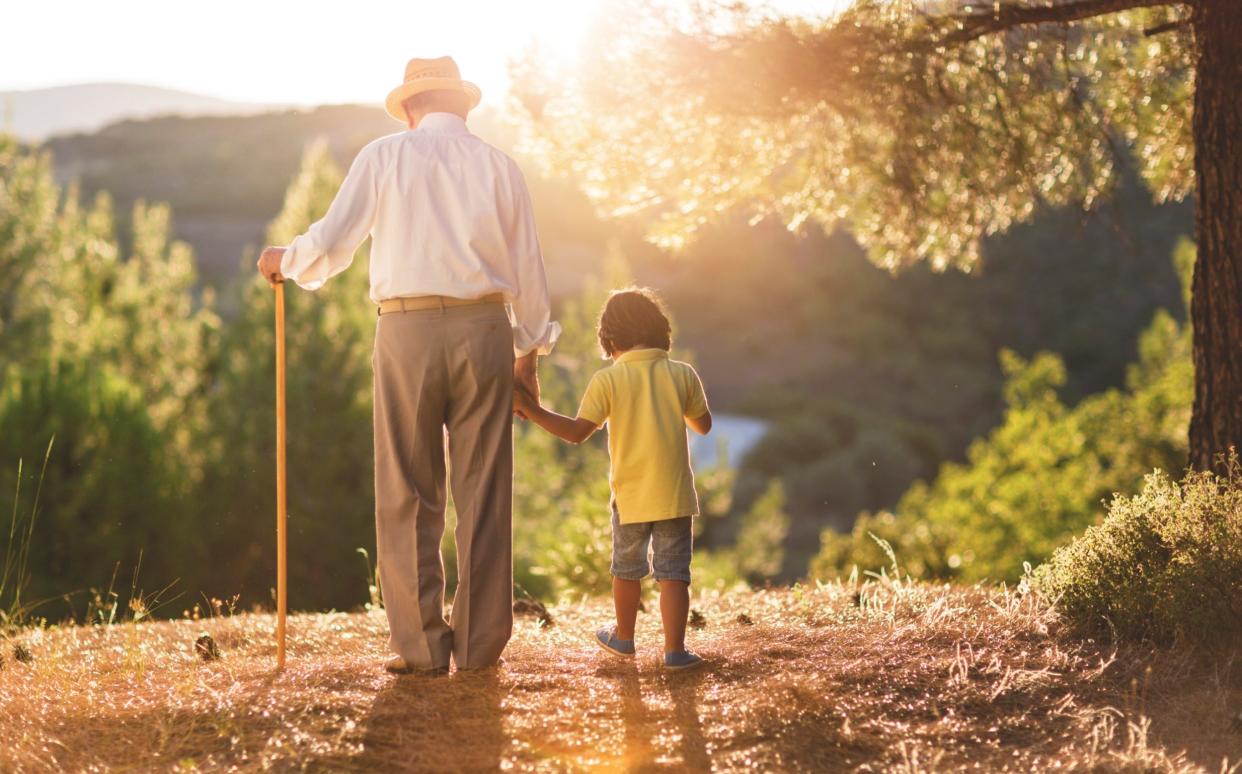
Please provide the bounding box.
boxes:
[2,584,1237,771]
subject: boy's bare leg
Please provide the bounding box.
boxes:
[659,580,689,653]
[613,578,641,640]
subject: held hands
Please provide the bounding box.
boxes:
[513,351,540,420]
[511,373,596,445]
[513,383,539,420]
[257,246,287,287]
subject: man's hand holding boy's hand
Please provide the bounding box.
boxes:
[513,384,538,419]
[511,384,597,444]
[514,351,540,404]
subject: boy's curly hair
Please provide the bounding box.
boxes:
[597,287,672,356]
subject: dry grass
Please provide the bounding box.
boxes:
[1,582,1239,772]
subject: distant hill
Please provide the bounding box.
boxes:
[1,82,275,141]
[43,105,616,294]
[44,105,397,285]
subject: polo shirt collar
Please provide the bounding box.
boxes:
[615,348,669,364]
[417,112,471,135]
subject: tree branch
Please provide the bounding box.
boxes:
[1143,18,1190,36]
[943,0,1189,45]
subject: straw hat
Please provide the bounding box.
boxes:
[384,56,481,122]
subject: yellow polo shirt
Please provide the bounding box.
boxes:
[578,349,709,524]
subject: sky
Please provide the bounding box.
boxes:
[2,0,846,107]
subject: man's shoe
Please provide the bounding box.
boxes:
[663,650,705,671]
[595,626,636,658]
[385,655,448,676]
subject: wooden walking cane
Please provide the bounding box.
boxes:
[274,279,288,671]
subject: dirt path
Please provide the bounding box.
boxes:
[1,584,1238,771]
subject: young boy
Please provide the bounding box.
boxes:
[513,287,712,670]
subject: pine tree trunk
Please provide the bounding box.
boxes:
[1188,0,1242,472]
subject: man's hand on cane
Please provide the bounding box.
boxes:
[258,246,287,287]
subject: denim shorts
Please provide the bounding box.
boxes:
[610,505,693,584]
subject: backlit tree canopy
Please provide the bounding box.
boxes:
[515,1,1192,270]
[516,0,1242,473]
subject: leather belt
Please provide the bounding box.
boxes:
[377,293,504,316]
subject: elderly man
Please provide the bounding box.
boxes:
[257,56,559,674]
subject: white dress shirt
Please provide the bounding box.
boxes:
[280,112,560,356]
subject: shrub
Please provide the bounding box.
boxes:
[809,263,1193,583]
[733,481,791,583]
[0,361,191,617]
[1034,457,1242,644]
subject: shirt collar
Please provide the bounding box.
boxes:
[614,348,670,364]
[416,112,471,135]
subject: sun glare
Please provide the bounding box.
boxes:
[511,1,603,64]
[0,0,851,108]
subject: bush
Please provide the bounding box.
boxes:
[733,481,790,583]
[1034,457,1242,644]
[0,361,191,615]
[809,241,1196,583]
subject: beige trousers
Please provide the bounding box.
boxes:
[372,301,514,670]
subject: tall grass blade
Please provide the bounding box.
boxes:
[1,457,23,606]
[2,437,54,625]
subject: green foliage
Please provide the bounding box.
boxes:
[195,143,377,612]
[1,438,52,627]
[812,242,1195,582]
[0,363,189,610]
[732,481,790,583]
[0,136,217,442]
[0,135,216,619]
[1035,457,1242,645]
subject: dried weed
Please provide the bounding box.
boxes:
[0,583,1238,771]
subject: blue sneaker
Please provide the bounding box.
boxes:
[664,650,704,671]
[595,626,636,657]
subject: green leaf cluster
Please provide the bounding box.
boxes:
[0,136,218,613]
[515,3,1193,271]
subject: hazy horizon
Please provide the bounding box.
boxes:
[2,0,845,107]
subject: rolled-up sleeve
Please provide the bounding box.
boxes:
[503,159,560,356]
[280,147,379,291]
